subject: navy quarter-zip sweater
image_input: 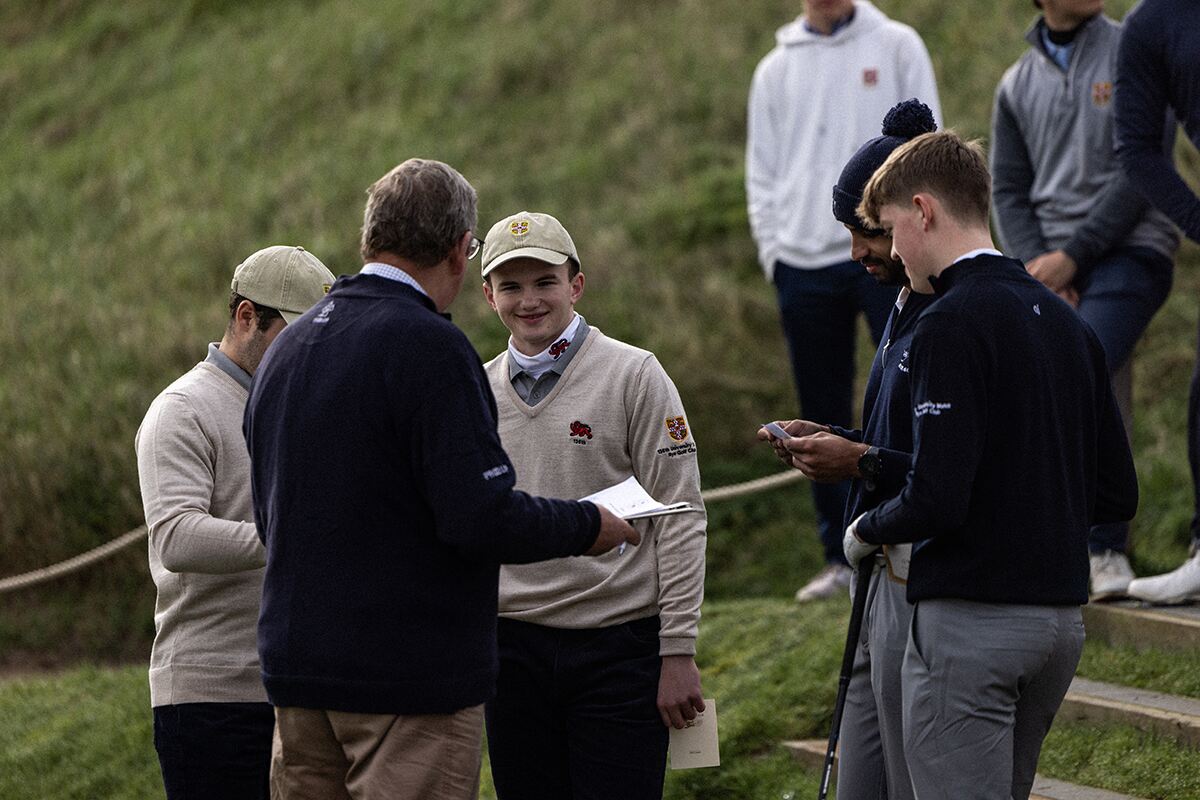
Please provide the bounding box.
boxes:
[856,255,1137,605]
[244,274,600,715]
[1116,0,1200,242]
[832,290,936,520]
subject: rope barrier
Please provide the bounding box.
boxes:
[0,469,808,594]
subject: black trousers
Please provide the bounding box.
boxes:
[486,616,667,800]
[153,701,274,800]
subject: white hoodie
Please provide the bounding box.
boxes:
[746,1,941,279]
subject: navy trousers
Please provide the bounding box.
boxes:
[1074,246,1173,553]
[774,260,895,564]
[485,616,667,800]
[153,702,274,800]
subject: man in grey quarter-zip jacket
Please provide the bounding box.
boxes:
[990,0,1178,600]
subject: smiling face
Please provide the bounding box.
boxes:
[483,258,584,355]
[876,200,935,293]
[846,224,907,286]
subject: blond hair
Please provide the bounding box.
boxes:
[857,131,991,230]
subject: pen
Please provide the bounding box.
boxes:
[618,542,627,555]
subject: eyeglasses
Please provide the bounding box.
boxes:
[466,236,482,260]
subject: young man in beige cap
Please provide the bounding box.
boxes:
[480,211,708,800]
[135,245,335,800]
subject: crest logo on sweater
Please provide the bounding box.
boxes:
[570,420,593,444]
[862,68,879,87]
[665,416,689,442]
[1092,81,1113,108]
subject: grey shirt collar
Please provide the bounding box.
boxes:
[205,342,253,391]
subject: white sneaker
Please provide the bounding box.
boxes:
[1126,550,1200,605]
[795,564,854,603]
[1090,550,1134,600]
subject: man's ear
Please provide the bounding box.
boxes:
[912,193,936,231]
[569,271,585,305]
[482,278,498,311]
[233,299,258,334]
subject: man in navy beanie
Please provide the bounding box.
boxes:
[761,98,935,800]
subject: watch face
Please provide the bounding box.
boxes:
[859,450,881,479]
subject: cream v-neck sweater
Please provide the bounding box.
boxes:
[484,328,707,656]
[136,359,267,706]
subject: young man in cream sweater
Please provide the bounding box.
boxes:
[135,246,335,800]
[480,211,707,799]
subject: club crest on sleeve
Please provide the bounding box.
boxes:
[862,68,879,87]
[1091,81,1113,107]
[665,415,689,442]
[510,219,530,237]
[569,420,593,444]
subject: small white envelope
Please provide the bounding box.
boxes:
[668,698,720,769]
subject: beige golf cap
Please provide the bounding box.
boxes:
[481,211,580,279]
[230,245,336,324]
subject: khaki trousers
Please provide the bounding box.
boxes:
[270,704,484,800]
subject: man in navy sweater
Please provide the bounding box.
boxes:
[1116,0,1200,604]
[243,158,638,800]
[760,97,937,800]
[848,131,1137,800]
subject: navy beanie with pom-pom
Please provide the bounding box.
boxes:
[831,98,937,229]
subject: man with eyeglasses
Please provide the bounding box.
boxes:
[243,159,639,800]
[478,211,707,800]
[136,245,335,800]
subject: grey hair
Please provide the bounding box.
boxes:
[360,158,478,267]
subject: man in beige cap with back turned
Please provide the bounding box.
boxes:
[135,245,335,800]
[480,211,708,800]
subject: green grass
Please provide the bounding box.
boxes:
[3,0,1195,664]
[1078,638,1200,700]
[4,600,1198,800]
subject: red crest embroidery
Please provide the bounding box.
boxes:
[1092,81,1113,107]
[665,416,689,442]
[549,338,570,359]
[862,68,879,87]
[570,420,593,439]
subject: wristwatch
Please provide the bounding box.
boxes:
[858,446,882,490]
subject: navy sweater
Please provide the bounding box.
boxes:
[1116,0,1200,242]
[856,255,1137,605]
[831,290,936,520]
[244,274,600,715]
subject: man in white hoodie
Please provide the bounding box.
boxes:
[746,0,941,600]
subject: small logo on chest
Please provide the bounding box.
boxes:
[570,420,593,444]
[1092,81,1113,107]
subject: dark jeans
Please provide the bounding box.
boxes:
[153,702,274,800]
[485,616,667,800]
[1075,246,1174,553]
[774,260,895,564]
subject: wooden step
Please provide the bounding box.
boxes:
[1082,600,1200,652]
[781,740,1147,799]
[1061,676,1200,749]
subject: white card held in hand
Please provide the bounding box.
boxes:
[580,475,695,520]
[761,421,791,440]
[668,699,720,769]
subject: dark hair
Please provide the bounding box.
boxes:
[228,292,282,332]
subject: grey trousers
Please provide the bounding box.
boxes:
[838,555,915,800]
[902,599,1084,800]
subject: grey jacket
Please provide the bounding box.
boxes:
[990,14,1178,272]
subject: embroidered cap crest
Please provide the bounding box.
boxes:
[510,219,531,237]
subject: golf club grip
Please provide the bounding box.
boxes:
[817,555,877,800]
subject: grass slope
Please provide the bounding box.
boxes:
[3,0,1197,663]
[3,599,1199,800]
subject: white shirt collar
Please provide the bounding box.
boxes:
[360,262,429,298]
[952,248,1003,265]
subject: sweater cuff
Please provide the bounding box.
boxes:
[659,636,697,657]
